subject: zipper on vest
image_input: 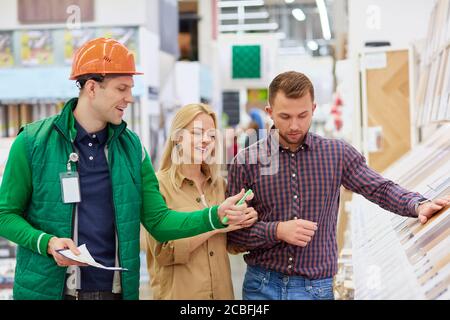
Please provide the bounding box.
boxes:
[105,144,124,296]
[69,145,80,244]
[66,145,80,299]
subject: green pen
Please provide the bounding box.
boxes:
[222,189,253,224]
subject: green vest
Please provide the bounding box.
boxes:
[13,98,143,300]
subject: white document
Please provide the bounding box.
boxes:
[57,244,128,271]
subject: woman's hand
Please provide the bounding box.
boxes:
[216,207,258,233]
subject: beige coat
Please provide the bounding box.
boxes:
[145,170,234,300]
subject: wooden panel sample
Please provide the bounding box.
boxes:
[365,50,411,172]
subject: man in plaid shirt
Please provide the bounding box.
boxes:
[227,71,450,300]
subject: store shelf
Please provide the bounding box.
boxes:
[351,124,450,299]
[416,0,450,127]
[0,99,143,139]
[422,0,450,66]
[0,103,63,138]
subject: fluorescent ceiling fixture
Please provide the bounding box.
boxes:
[219,12,270,20]
[307,40,319,51]
[218,0,264,8]
[285,0,295,3]
[292,8,306,21]
[315,0,331,40]
[219,22,279,32]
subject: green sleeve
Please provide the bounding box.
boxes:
[0,133,55,257]
[140,149,225,243]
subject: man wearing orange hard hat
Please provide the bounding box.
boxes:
[0,37,254,300]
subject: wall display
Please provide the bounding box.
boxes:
[20,30,54,66]
[63,29,96,64]
[2,27,139,68]
[0,32,14,68]
[351,124,450,299]
[97,27,139,64]
[232,45,261,79]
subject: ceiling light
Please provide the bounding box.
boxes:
[292,8,306,21]
[307,40,319,51]
[315,0,331,40]
[285,0,295,3]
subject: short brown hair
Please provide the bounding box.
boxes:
[268,71,315,106]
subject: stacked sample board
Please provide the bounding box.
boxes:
[416,0,450,126]
[0,100,142,139]
[351,124,450,299]
[0,103,62,138]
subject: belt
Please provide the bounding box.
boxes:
[65,291,122,300]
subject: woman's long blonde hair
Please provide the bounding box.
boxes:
[158,103,222,190]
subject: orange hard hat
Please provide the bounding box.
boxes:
[69,37,143,80]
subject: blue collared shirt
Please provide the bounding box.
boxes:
[74,120,115,291]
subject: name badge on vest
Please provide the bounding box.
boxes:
[60,152,81,203]
[60,172,81,203]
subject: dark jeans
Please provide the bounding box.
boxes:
[64,291,122,300]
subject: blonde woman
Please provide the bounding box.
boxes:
[145,103,257,300]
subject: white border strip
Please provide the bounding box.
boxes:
[208,207,217,230]
[37,232,46,255]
